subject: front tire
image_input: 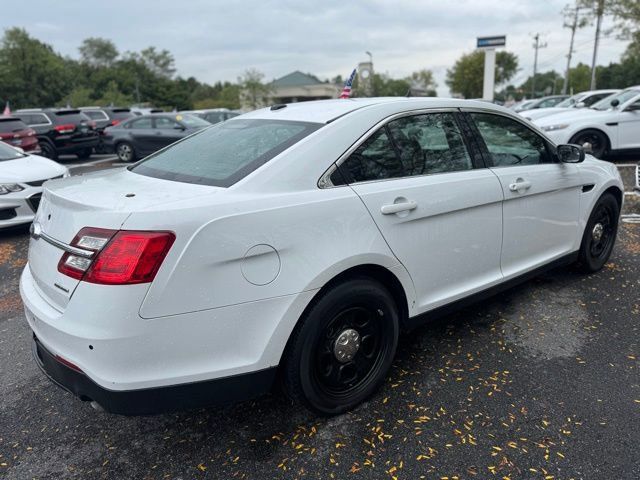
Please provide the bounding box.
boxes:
[577,193,619,272]
[282,278,399,415]
[570,129,609,159]
[116,142,136,163]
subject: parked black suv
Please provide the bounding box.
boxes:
[80,107,136,153]
[15,108,99,160]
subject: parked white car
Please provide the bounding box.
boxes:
[0,143,69,229]
[519,89,619,121]
[21,98,623,415]
[534,86,640,159]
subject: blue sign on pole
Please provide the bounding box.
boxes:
[477,36,506,48]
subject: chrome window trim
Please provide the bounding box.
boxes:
[317,107,468,189]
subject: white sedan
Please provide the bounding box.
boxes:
[20,98,623,415]
[534,86,640,158]
[0,142,69,229]
[519,89,619,121]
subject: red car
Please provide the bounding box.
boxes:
[0,117,40,154]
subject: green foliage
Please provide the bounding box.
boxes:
[0,28,72,107]
[519,70,564,97]
[446,50,519,98]
[79,37,118,68]
[239,69,274,109]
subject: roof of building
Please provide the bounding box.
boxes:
[272,71,324,87]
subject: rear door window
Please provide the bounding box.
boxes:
[131,119,321,187]
[19,113,51,126]
[129,118,153,129]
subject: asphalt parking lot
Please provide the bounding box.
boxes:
[0,159,638,479]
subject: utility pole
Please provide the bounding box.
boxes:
[590,0,605,90]
[531,34,547,98]
[563,5,582,95]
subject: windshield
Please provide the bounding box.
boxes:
[177,114,210,128]
[0,141,26,161]
[591,89,640,110]
[131,119,322,187]
[556,93,585,108]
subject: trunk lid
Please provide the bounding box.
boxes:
[28,168,218,311]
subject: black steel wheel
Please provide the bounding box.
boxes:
[578,193,619,272]
[570,129,609,159]
[116,142,136,163]
[282,277,399,415]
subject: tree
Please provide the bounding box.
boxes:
[406,69,437,96]
[567,63,593,92]
[519,70,564,97]
[79,37,118,68]
[0,27,71,107]
[446,50,518,98]
[239,69,273,110]
[59,87,94,107]
[125,47,176,79]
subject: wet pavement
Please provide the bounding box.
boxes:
[0,160,638,479]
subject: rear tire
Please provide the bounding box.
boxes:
[76,148,92,160]
[116,142,136,163]
[282,278,399,415]
[39,141,57,160]
[577,193,619,273]
[570,129,609,159]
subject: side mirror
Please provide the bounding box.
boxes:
[557,144,585,163]
[610,99,620,108]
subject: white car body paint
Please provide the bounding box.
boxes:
[0,152,69,229]
[519,89,619,121]
[20,97,624,398]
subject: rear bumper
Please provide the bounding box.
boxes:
[32,334,277,415]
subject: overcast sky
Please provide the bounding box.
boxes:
[3,0,631,95]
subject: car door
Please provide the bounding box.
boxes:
[465,111,582,278]
[153,117,185,150]
[126,117,155,156]
[336,111,504,313]
[617,95,640,150]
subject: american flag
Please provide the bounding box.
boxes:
[339,69,357,99]
[2,101,10,116]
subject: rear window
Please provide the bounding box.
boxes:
[110,110,134,121]
[54,111,88,125]
[0,119,28,132]
[83,110,109,121]
[131,119,322,187]
[18,113,50,125]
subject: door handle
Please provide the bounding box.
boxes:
[380,200,418,215]
[509,178,532,192]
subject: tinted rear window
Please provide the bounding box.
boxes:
[54,111,88,124]
[83,110,109,121]
[131,119,322,187]
[111,110,134,120]
[0,119,28,132]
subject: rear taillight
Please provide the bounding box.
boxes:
[57,227,175,285]
[110,119,121,126]
[54,124,76,134]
